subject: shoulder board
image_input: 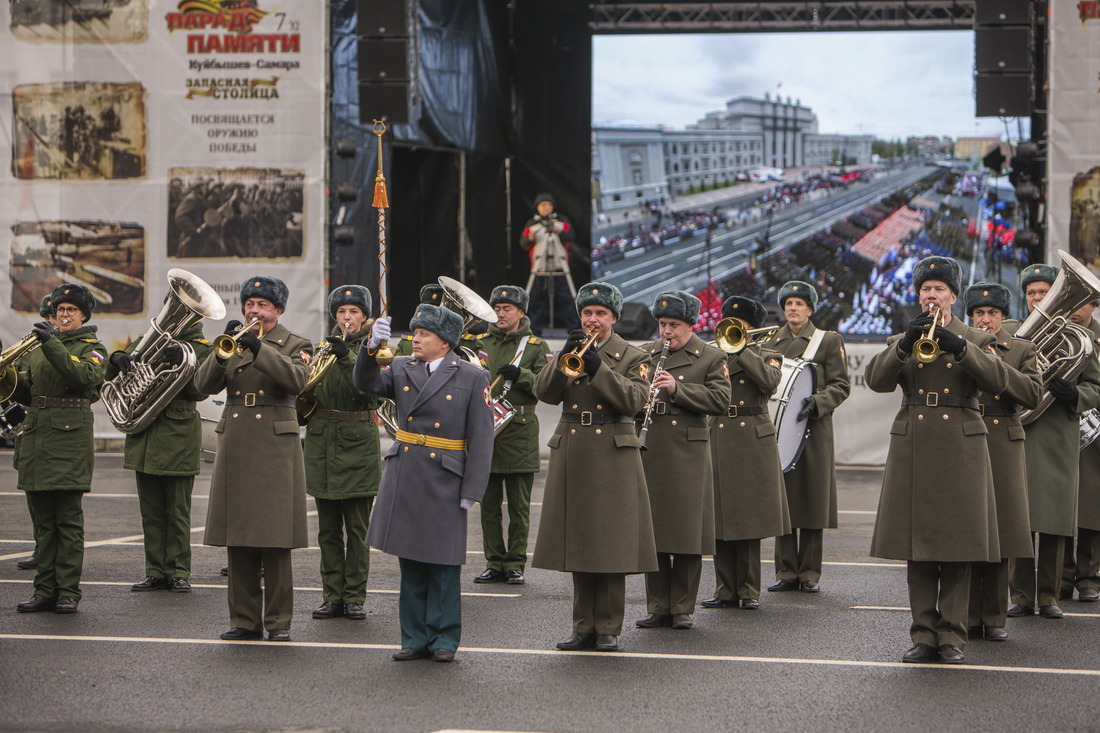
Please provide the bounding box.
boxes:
[527,336,542,344]
[82,338,98,343]
[461,333,479,341]
[401,334,413,341]
[196,338,210,344]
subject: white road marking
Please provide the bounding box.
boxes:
[4,633,1100,677]
[850,604,1099,618]
[0,578,519,598]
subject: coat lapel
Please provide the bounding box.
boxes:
[408,353,461,413]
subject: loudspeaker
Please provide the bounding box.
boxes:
[975,74,1031,117]
[974,0,1030,26]
[976,28,1030,73]
[358,38,409,82]
[359,82,409,125]
[357,0,407,36]
[616,302,658,340]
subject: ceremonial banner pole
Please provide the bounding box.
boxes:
[372,119,394,365]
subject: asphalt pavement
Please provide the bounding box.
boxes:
[1,452,1099,733]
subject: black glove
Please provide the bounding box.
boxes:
[325,336,349,359]
[109,351,134,373]
[581,347,601,377]
[798,396,817,421]
[559,329,588,360]
[224,320,243,336]
[897,314,932,353]
[31,321,55,344]
[496,363,521,382]
[466,320,489,336]
[163,343,185,367]
[238,330,262,356]
[932,328,966,359]
[1049,376,1079,406]
[5,403,26,425]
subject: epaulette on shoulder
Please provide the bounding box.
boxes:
[82,338,98,343]
[196,338,210,344]
[527,336,542,344]
[401,334,413,341]
[461,332,485,341]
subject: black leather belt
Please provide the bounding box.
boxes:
[226,394,296,408]
[33,396,90,409]
[169,400,197,410]
[560,411,635,426]
[726,405,767,417]
[314,408,374,422]
[980,404,1018,417]
[902,393,980,410]
[650,401,687,416]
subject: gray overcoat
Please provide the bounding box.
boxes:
[712,344,792,541]
[354,349,493,566]
[196,322,311,549]
[865,317,1006,562]
[767,321,850,528]
[978,329,1041,558]
[637,334,730,555]
[532,332,658,574]
[1078,319,1100,532]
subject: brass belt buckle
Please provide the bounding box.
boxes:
[580,411,593,426]
[925,392,939,408]
[416,433,426,445]
[244,393,256,408]
[727,405,738,418]
[979,404,986,417]
[654,401,667,415]
[35,396,47,409]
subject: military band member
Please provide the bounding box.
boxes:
[14,283,107,614]
[964,283,1041,641]
[533,283,656,652]
[1063,299,1100,603]
[634,291,729,630]
[472,285,551,585]
[865,256,1007,664]
[702,297,790,611]
[195,276,312,642]
[303,286,384,621]
[14,294,56,572]
[1009,265,1100,620]
[354,305,493,662]
[767,281,850,593]
[107,295,214,594]
[394,284,445,357]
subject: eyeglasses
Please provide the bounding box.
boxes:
[55,306,81,314]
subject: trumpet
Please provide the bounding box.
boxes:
[913,307,944,364]
[559,326,599,378]
[0,333,44,402]
[212,318,262,360]
[713,318,779,354]
[296,321,353,420]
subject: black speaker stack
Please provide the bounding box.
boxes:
[974,0,1033,117]
[357,0,411,125]
[616,302,658,341]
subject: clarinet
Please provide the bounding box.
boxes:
[638,339,671,451]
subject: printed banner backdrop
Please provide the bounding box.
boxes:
[1050,2,1100,267]
[0,0,327,437]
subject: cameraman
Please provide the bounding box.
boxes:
[521,192,579,335]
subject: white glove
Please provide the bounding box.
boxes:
[368,316,391,350]
[460,497,475,511]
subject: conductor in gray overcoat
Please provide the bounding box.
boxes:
[354,304,493,663]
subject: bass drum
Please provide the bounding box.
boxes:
[768,358,817,473]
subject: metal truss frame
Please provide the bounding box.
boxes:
[589,2,976,33]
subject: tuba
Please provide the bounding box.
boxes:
[1016,251,1100,425]
[101,269,226,434]
[0,332,45,402]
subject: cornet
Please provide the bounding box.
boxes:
[913,307,943,364]
[713,318,778,354]
[559,327,599,378]
[213,318,263,360]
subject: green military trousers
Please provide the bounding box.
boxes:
[908,560,972,649]
[479,472,534,573]
[713,538,762,602]
[135,472,195,581]
[315,496,373,606]
[26,490,84,600]
[227,546,294,632]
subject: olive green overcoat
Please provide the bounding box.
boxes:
[532,332,658,574]
[712,344,792,540]
[866,317,1006,562]
[195,322,312,548]
[107,325,213,477]
[475,317,552,474]
[1023,327,1100,537]
[767,321,850,528]
[1078,319,1100,531]
[13,326,106,492]
[637,334,730,554]
[303,326,384,500]
[978,330,1041,558]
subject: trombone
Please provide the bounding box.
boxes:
[212,318,262,360]
[913,307,943,364]
[559,326,599,378]
[713,318,779,354]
